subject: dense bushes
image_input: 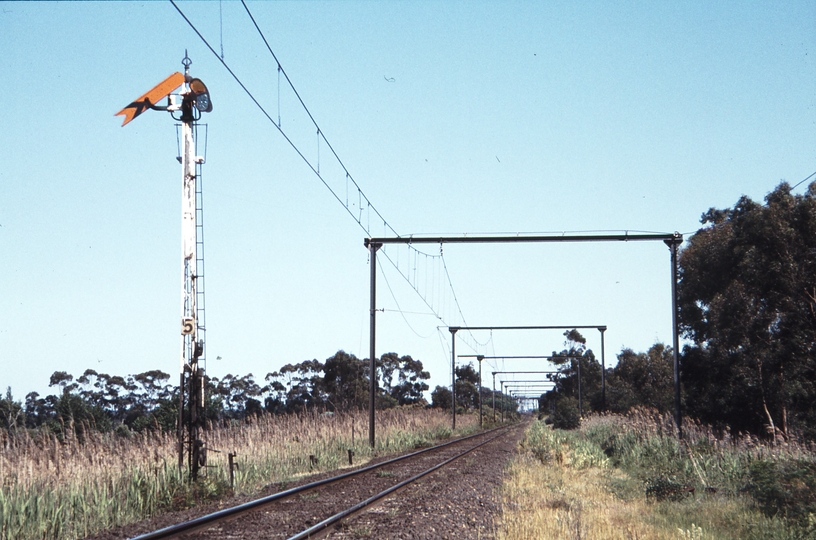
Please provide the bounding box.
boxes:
[747,459,816,522]
[549,396,580,430]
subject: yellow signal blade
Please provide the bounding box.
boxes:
[115,72,185,127]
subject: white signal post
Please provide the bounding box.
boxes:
[116,52,212,478]
[176,54,213,479]
[180,80,199,375]
[178,56,200,475]
[177,54,205,382]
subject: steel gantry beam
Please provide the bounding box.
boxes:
[457,354,565,427]
[488,358,581,417]
[364,231,684,444]
[460,355,557,427]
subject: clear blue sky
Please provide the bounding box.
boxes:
[1,1,814,401]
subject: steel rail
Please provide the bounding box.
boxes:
[287,428,511,540]
[130,425,510,540]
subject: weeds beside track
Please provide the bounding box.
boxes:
[498,409,816,540]
[0,408,478,540]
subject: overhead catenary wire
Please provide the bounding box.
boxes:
[170,0,388,241]
[170,0,487,357]
[218,0,224,59]
[440,252,490,348]
[376,255,436,339]
[791,169,816,191]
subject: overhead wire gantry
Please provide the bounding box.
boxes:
[365,232,684,444]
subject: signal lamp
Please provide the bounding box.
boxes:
[189,78,213,113]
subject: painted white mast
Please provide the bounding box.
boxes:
[116,52,212,477]
[179,54,198,377]
[175,53,213,478]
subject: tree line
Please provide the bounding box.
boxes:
[539,330,674,429]
[0,351,433,440]
[428,363,518,416]
[542,181,816,441]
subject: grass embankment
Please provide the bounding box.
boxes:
[499,409,816,539]
[0,408,478,540]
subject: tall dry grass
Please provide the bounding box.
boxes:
[0,407,476,540]
[498,410,816,540]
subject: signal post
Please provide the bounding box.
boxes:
[117,53,213,478]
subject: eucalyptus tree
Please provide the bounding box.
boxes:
[546,330,602,413]
[679,181,816,438]
[378,352,431,406]
[605,344,673,414]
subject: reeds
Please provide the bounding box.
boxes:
[0,408,476,540]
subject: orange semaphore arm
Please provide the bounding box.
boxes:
[115,72,184,126]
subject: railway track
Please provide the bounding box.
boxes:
[132,424,519,539]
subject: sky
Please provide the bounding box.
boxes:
[1,1,814,402]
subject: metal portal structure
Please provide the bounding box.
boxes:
[448,327,605,430]
[455,355,486,427]
[492,370,560,421]
[456,354,560,427]
[501,381,556,421]
[364,232,683,443]
[460,354,564,425]
[465,352,595,423]
[511,393,550,413]
[117,53,213,478]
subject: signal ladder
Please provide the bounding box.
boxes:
[193,123,207,372]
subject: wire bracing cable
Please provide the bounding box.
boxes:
[376,256,436,339]
[440,253,490,348]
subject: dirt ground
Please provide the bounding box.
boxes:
[327,422,527,540]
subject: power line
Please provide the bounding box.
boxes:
[170,0,374,237]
